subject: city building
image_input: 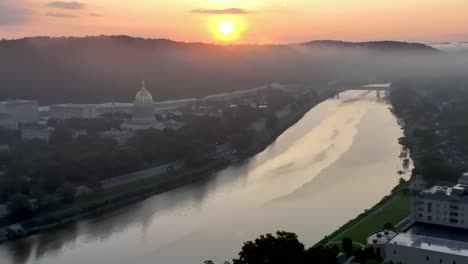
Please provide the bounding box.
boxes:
[96,102,134,115]
[0,100,39,130]
[367,175,468,264]
[21,126,86,142]
[121,81,164,130]
[49,104,97,119]
[99,129,135,144]
[21,125,54,141]
[412,180,468,228]
[0,113,17,130]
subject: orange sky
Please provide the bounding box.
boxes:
[1,0,467,43]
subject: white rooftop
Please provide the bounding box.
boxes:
[390,223,468,257]
[362,83,392,88]
[390,232,468,257]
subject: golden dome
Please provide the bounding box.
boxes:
[135,81,153,103]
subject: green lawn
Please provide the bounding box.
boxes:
[332,194,410,244]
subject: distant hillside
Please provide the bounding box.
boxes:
[0,36,442,105]
[304,40,440,53]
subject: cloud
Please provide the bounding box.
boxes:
[191,8,253,15]
[47,1,86,10]
[46,12,78,18]
[0,2,31,26]
[88,12,101,17]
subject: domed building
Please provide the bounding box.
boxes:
[121,81,163,130]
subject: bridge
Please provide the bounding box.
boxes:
[333,83,392,100]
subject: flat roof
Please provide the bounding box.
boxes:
[389,222,468,257]
[0,100,37,104]
[367,230,398,245]
[362,83,392,88]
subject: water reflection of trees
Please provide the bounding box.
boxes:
[3,161,253,263]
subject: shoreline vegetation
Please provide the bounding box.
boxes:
[0,88,331,243]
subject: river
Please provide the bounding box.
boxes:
[0,90,410,264]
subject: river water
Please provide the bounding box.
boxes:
[0,90,410,264]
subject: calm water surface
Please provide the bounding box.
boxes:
[0,91,410,264]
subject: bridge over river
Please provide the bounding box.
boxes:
[335,83,392,100]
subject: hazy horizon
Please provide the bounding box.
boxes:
[2,0,468,44]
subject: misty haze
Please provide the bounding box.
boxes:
[1,1,468,264]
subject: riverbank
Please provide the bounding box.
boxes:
[0,90,331,243]
[314,181,410,247]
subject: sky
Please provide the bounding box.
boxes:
[1,0,468,44]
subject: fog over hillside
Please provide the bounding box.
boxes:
[430,42,468,53]
[0,36,466,105]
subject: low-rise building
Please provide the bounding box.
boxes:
[21,126,54,141]
[0,100,39,130]
[71,129,87,140]
[0,113,17,130]
[21,126,86,142]
[386,222,468,264]
[49,104,97,119]
[367,229,397,259]
[96,102,134,115]
[99,129,135,144]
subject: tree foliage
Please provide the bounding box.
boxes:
[7,193,32,220]
[232,231,337,264]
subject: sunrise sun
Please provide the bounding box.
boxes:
[208,17,245,43]
[219,21,234,35]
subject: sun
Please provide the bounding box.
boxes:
[219,21,234,35]
[208,17,245,43]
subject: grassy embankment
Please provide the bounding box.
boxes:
[315,182,411,246]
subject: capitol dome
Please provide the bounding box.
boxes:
[135,81,153,103]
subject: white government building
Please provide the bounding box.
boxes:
[368,175,468,264]
[0,100,39,130]
[121,81,165,130]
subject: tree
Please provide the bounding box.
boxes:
[7,194,32,220]
[232,231,306,264]
[305,246,338,264]
[383,222,395,230]
[342,237,353,257]
[58,182,77,204]
[50,127,73,145]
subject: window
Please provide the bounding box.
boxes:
[427,215,432,221]
[394,250,396,254]
[428,202,433,213]
[427,256,429,261]
[440,258,443,263]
